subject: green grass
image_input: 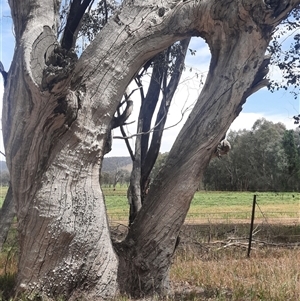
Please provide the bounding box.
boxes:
[103,187,130,222]
[103,188,300,223]
[0,186,299,301]
[188,191,299,223]
[0,186,298,223]
[0,186,8,208]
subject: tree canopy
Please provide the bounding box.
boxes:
[204,118,300,191]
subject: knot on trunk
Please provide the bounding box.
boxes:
[53,90,81,127]
[42,46,78,91]
[213,139,231,158]
[264,0,289,17]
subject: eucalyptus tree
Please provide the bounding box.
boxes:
[62,0,192,224]
[282,129,300,190]
[204,120,300,192]
[2,0,300,299]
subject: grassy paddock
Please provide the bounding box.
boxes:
[103,188,300,223]
[1,223,299,301]
[0,187,8,208]
[108,222,300,301]
[0,186,298,223]
[0,187,299,300]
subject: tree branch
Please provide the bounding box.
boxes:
[141,38,191,193]
[61,0,95,50]
[0,61,8,86]
[111,98,134,129]
[243,54,271,99]
[138,55,165,164]
[113,112,168,140]
[120,125,135,161]
[103,0,108,24]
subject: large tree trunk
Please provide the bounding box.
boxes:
[116,1,299,297]
[3,0,299,299]
[3,1,194,298]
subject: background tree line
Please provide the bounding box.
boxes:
[2,115,299,193]
[203,118,300,192]
[99,118,300,192]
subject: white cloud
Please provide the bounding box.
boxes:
[107,59,299,157]
[229,112,297,133]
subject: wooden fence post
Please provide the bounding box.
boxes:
[247,194,257,258]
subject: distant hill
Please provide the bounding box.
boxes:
[102,156,132,173]
[0,159,132,174]
[0,161,7,172]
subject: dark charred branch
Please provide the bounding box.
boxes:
[111,99,133,129]
[127,53,166,225]
[127,39,190,224]
[105,94,134,155]
[137,57,155,79]
[120,125,135,161]
[103,0,108,24]
[61,0,94,50]
[0,61,8,86]
[141,38,191,198]
[139,57,165,164]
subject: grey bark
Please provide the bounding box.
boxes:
[3,0,300,299]
[117,0,300,297]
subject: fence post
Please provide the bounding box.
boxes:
[247,194,256,258]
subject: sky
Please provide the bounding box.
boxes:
[0,1,299,159]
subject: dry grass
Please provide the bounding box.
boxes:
[110,223,300,301]
[1,221,299,301]
[109,243,300,301]
[0,225,18,300]
[171,246,300,301]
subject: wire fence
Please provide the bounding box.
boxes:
[108,200,300,248]
[108,211,299,225]
[184,211,299,224]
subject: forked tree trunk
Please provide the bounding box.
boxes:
[116,1,297,296]
[3,0,299,299]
